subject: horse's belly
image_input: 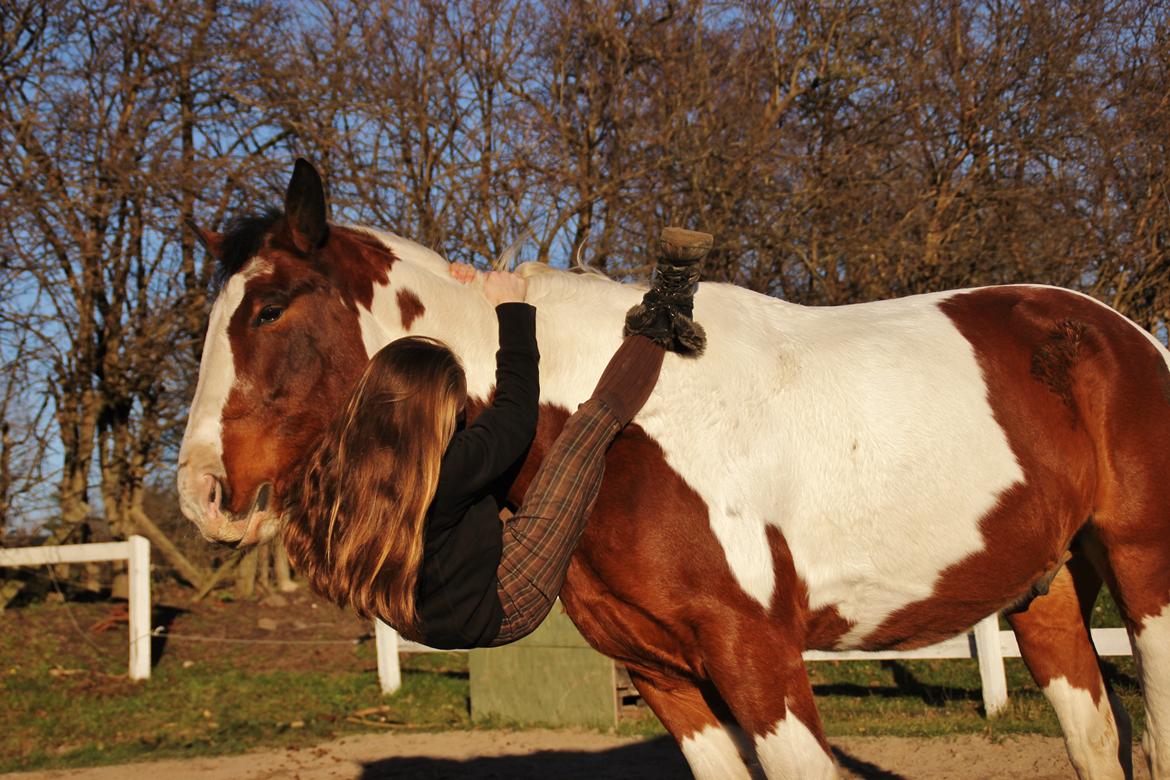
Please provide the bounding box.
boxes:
[787,436,1022,649]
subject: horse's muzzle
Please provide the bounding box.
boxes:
[179,470,276,547]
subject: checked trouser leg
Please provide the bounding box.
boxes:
[489,398,622,646]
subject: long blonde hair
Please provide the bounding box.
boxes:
[283,337,466,639]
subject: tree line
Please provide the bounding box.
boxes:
[1,0,1166,597]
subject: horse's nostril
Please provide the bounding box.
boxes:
[200,474,225,519]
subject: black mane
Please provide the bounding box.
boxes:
[212,209,283,291]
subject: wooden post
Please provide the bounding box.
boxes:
[375,619,401,694]
[127,535,152,680]
[973,613,1007,716]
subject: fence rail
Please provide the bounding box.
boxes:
[0,536,152,680]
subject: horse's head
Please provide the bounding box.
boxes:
[177,160,413,546]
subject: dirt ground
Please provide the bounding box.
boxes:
[5,730,1152,780]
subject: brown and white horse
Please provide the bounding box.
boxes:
[178,160,1170,780]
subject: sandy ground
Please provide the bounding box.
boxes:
[5,730,1152,780]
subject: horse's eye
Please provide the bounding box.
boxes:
[255,305,284,326]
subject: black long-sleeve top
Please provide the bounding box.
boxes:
[414,303,540,649]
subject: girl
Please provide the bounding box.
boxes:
[283,248,704,649]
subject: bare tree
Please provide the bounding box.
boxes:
[0,0,297,599]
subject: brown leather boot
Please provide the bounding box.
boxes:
[623,227,710,356]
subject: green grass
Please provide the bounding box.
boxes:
[0,601,472,773]
[813,656,1142,738]
[2,658,471,772]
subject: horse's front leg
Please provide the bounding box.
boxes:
[629,669,757,780]
[700,602,838,780]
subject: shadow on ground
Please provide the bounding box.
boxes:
[833,746,907,780]
[357,735,906,779]
[359,736,689,779]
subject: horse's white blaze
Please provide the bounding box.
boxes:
[755,705,837,780]
[678,723,753,780]
[1136,603,1170,779]
[354,234,1027,640]
[1041,677,1125,780]
[176,262,267,524]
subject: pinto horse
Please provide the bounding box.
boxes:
[178,160,1170,780]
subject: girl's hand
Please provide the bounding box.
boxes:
[449,262,478,284]
[482,270,527,306]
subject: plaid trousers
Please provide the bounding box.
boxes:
[489,398,622,646]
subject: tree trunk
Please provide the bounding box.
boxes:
[193,550,245,602]
[129,508,206,589]
[258,541,272,593]
[274,542,298,593]
[235,547,258,599]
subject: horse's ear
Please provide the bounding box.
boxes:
[187,219,224,259]
[284,158,329,254]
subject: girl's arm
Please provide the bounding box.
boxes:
[431,271,539,514]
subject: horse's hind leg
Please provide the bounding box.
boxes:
[629,670,756,780]
[1095,517,1170,779]
[1007,554,1132,779]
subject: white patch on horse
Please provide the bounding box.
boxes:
[678,723,753,780]
[755,705,837,780]
[1135,603,1170,779]
[176,260,269,522]
[1041,677,1126,780]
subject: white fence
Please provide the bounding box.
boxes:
[0,536,152,680]
[804,615,1133,715]
[374,613,1134,715]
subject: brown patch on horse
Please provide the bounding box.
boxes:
[806,606,854,650]
[865,286,1170,649]
[397,289,426,331]
[325,227,397,310]
[763,525,852,653]
[864,287,1104,649]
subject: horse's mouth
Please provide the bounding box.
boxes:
[200,483,280,547]
[203,509,281,548]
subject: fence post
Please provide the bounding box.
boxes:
[127,535,152,680]
[375,619,401,694]
[973,613,1007,716]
